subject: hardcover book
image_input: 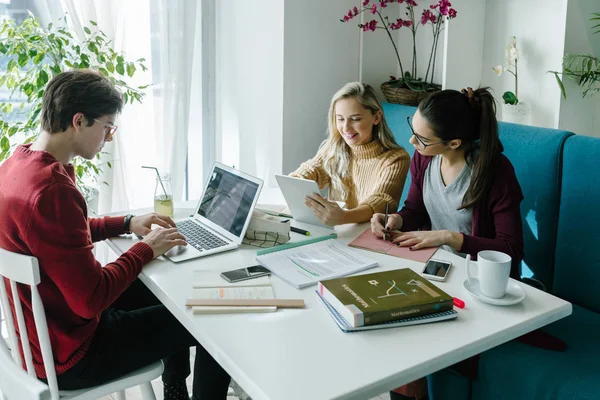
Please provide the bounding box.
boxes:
[317,268,453,327]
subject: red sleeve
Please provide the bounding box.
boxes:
[397,153,431,231]
[89,216,126,242]
[27,183,154,319]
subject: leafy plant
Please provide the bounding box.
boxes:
[493,36,520,105]
[0,13,148,200]
[340,0,458,93]
[550,12,600,99]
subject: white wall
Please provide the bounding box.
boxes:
[360,4,402,99]
[481,0,568,129]
[442,0,486,90]
[558,0,600,137]
[216,0,284,185]
[282,0,359,176]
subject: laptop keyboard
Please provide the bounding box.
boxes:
[176,220,228,252]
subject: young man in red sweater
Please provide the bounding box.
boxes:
[0,70,230,399]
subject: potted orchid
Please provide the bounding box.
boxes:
[493,36,529,124]
[340,0,458,106]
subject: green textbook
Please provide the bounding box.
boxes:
[317,268,453,327]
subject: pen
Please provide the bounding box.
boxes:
[453,297,465,309]
[290,226,310,236]
[383,202,389,241]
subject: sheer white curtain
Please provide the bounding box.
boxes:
[36,0,203,214]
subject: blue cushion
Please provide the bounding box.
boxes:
[382,102,417,209]
[554,135,600,311]
[428,368,470,400]
[472,304,600,400]
[498,123,572,288]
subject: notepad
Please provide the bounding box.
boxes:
[255,234,378,289]
[315,291,457,332]
[190,270,277,314]
[348,228,438,263]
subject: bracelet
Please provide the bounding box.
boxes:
[124,214,134,234]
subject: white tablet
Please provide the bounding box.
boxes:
[274,174,332,228]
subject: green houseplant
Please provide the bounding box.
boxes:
[493,36,529,124]
[0,13,148,203]
[551,12,600,99]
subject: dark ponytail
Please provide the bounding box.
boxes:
[418,87,503,209]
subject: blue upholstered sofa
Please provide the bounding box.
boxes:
[383,102,600,400]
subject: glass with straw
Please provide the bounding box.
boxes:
[142,166,174,217]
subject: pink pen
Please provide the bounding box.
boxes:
[453,297,465,309]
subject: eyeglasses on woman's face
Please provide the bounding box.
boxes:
[406,116,446,149]
[93,118,118,140]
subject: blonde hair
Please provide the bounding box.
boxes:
[322,82,401,198]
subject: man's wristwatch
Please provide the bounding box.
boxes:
[124,214,134,234]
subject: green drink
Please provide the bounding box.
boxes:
[154,195,174,217]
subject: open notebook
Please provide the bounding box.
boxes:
[349,228,438,263]
[315,291,457,332]
[255,234,378,289]
[191,270,277,314]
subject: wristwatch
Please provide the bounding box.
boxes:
[124,214,134,234]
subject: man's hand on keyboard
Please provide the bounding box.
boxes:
[130,213,176,236]
[142,227,187,258]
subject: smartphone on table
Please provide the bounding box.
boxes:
[421,259,452,282]
[220,265,271,283]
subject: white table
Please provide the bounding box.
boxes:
[105,189,572,400]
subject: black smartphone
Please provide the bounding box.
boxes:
[421,259,452,282]
[220,265,271,283]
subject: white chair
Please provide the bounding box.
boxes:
[0,248,164,400]
[0,304,50,400]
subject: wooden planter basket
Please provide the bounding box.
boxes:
[380,82,435,106]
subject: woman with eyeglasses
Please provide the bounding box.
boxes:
[372,87,525,399]
[290,82,410,226]
[371,87,523,273]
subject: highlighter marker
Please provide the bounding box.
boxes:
[290,226,310,236]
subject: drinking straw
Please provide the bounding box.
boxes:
[142,166,168,199]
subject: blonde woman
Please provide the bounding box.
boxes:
[290,82,410,226]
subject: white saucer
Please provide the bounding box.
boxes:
[463,279,527,306]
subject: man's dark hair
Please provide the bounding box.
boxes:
[41,69,123,133]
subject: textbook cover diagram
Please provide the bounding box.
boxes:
[317,268,452,327]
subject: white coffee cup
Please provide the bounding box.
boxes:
[465,250,512,299]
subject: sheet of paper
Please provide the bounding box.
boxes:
[348,228,438,263]
[192,286,275,300]
[256,239,377,289]
[191,283,276,314]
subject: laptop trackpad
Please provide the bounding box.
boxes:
[165,245,187,258]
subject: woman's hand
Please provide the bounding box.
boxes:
[370,213,402,239]
[305,193,347,226]
[130,213,176,236]
[392,230,451,250]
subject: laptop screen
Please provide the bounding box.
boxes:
[197,166,260,237]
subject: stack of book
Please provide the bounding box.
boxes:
[188,270,277,314]
[316,268,457,332]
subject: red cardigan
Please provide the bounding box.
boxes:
[398,151,524,277]
[0,145,154,378]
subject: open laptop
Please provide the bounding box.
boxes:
[165,162,263,262]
